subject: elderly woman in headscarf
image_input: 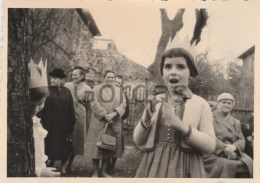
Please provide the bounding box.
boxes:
[203,93,253,178]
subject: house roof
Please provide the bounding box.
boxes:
[76,9,101,36]
[238,46,255,59]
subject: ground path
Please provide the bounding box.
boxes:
[54,145,142,178]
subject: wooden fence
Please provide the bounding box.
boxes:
[123,99,254,146]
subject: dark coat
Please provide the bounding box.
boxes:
[38,86,76,161]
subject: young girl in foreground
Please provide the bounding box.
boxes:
[28,60,60,177]
[134,47,216,178]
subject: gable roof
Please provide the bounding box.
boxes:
[76,9,101,36]
[238,46,255,59]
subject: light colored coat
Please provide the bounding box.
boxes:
[64,82,91,155]
[86,84,126,158]
[203,111,253,178]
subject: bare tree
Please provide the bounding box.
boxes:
[148,9,208,84]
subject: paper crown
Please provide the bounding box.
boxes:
[165,31,196,58]
[28,58,48,89]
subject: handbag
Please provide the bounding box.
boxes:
[96,123,117,151]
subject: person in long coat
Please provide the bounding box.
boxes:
[203,93,253,178]
[86,70,126,177]
[38,68,76,174]
[64,66,92,171]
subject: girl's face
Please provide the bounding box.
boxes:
[50,76,63,87]
[72,69,84,83]
[162,57,190,92]
[30,98,46,116]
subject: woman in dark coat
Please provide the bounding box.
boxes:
[38,68,76,174]
[203,93,253,178]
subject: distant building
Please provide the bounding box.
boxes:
[238,46,255,79]
[92,37,117,51]
[237,46,254,110]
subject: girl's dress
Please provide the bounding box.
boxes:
[134,90,216,178]
[135,102,206,178]
[33,116,48,177]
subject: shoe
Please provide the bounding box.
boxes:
[92,172,99,178]
[101,172,112,178]
[66,166,72,173]
[107,168,114,175]
[46,160,54,167]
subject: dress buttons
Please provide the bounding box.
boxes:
[168,128,170,131]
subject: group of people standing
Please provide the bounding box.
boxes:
[37,66,127,177]
[27,40,253,178]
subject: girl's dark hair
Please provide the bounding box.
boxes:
[29,86,49,103]
[160,48,198,77]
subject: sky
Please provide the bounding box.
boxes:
[87,1,258,68]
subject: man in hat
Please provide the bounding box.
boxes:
[38,68,76,175]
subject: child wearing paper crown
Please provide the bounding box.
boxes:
[133,34,216,177]
[28,59,60,177]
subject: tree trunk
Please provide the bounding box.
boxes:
[147,9,208,84]
[7,8,35,177]
[147,9,185,84]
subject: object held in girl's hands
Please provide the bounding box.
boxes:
[149,85,168,112]
[173,84,187,95]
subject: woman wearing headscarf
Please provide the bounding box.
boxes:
[38,68,75,175]
[203,93,253,178]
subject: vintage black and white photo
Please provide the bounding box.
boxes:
[2,0,259,181]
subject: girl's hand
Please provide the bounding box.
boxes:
[144,95,157,119]
[163,104,182,129]
[140,95,158,127]
[40,167,60,177]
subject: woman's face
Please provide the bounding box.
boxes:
[72,69,84,83]
[50,76,63,87]
[105,72,115,85]
[217,99,234,114]
[162,57,190,92]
